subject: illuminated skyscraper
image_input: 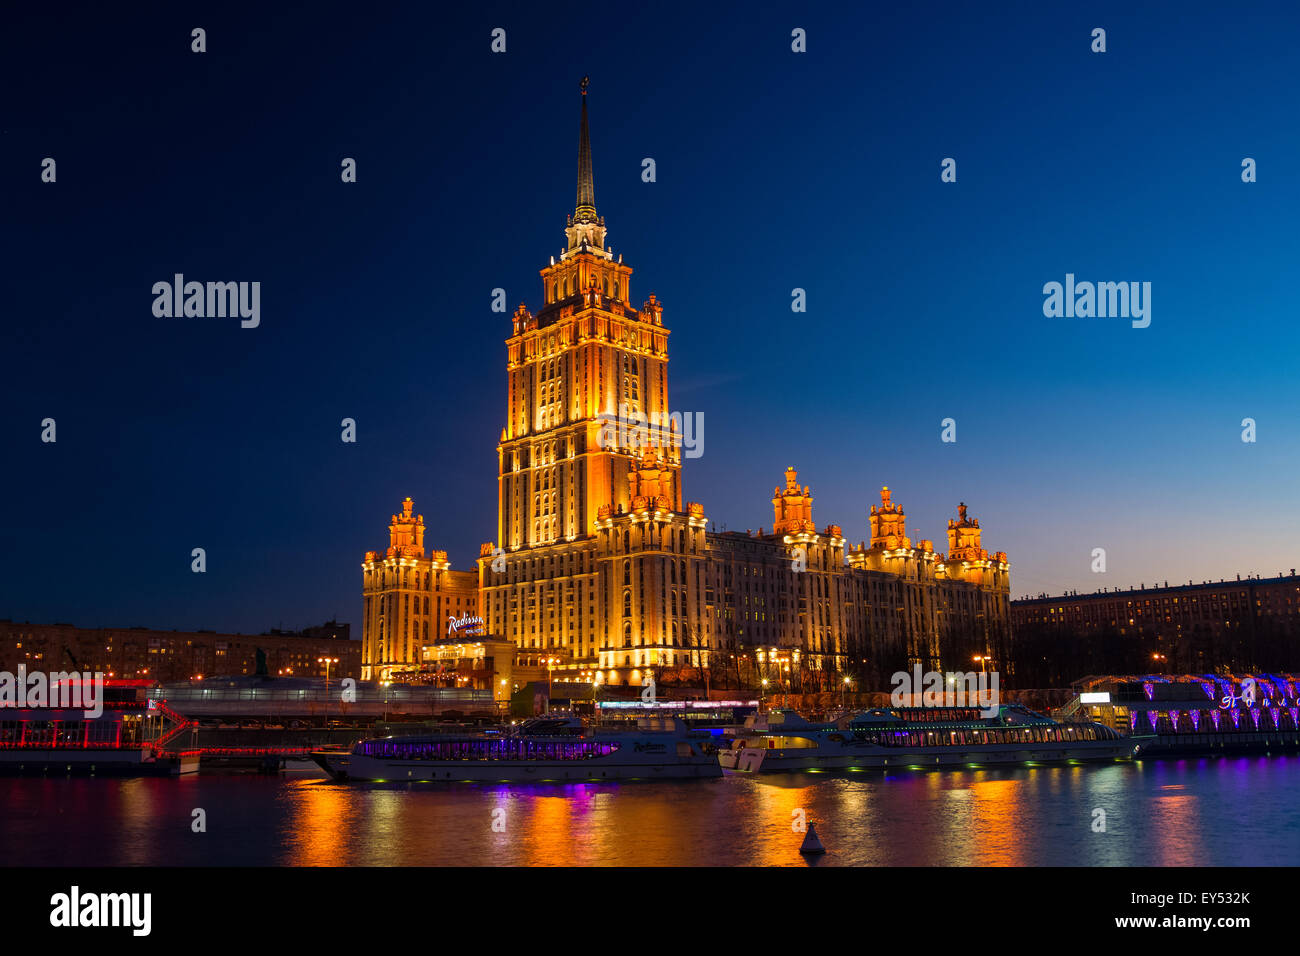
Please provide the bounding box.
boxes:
[364,81,1012,689]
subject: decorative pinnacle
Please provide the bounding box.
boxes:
[575,77,597,222]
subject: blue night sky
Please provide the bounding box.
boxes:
[3,2,1298,634]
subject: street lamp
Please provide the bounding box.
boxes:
[973,655,988,673]
[381,679,391,722]
[318,656,339,721]
[842,675,852,709]
[544,656,559,712]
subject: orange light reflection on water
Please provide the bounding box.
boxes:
[1148,788,1200,867]
[748,779,823,866]
[964,774,1031,866]
[284,778,363,866]
[516,791,585,865]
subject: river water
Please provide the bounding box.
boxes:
[2,756,1295,866]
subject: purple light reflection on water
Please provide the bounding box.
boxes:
[4,758,1300,866]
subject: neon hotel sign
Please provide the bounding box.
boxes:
[447,614,485,637]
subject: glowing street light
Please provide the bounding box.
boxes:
[544,656,559,712]
[318,656,339,720]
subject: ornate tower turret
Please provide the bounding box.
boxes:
[772,466,815,535]
[363,497,478,682]
[869,486,910,549]
[946,502,984,560]
[387,497,426,558]
[940,502,1009,591]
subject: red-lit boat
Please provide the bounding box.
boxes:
[0,678,199,775]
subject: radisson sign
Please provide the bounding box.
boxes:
[448,614,485,637]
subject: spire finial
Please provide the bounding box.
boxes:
[575,77,597,222]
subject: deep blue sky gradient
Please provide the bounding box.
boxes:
[3,1,1299,633]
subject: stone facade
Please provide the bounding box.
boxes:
[360,497,478,680]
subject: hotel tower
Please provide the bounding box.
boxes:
[363,80,1012,688]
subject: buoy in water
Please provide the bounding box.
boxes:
[800,823,826,855]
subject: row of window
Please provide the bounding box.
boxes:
[853,724,1110,747]
[545,269,624,304]
[360,738,620,761]
[0,719,132,747]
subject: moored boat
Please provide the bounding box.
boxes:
[1063,672,1300,755]
[0,679,199,776]
[719,704,1141,773]
[311,715,722,782]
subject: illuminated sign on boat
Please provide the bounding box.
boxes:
[1220,678,1257,710]
[1079,692,1110,704]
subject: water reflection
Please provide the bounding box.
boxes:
[3,757,1299,866]
[284,779,364,866]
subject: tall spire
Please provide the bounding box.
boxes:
[565,76,606,254]
[574,76,597,223]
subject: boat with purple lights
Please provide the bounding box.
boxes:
[310,715,721,782]
[1060,672,1300,755]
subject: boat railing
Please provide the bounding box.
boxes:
[1051,697,1087,723]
